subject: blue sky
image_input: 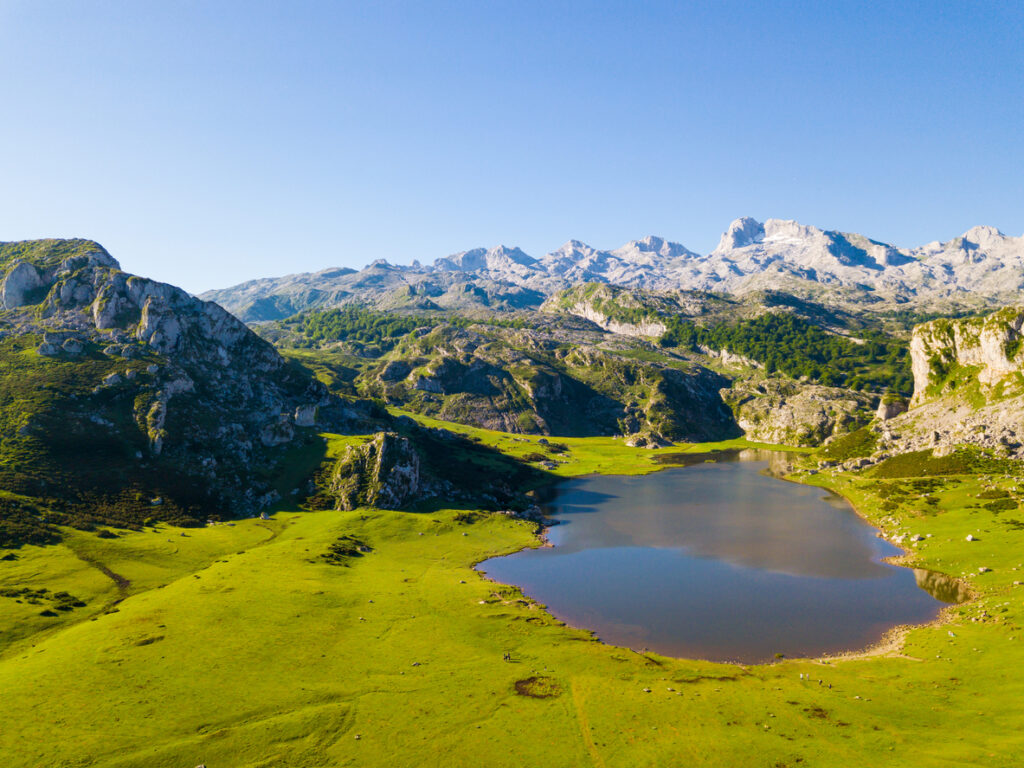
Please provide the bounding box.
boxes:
[1,0,1021,293]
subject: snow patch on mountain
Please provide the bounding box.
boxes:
[201,217,1024,321]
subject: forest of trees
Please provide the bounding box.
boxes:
[282,307,527,352]
[660,312,913,394]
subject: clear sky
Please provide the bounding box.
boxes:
[1,0,1022,293]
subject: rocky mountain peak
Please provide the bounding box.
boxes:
[637,235,666,250]
[0,239,120,310]
[489,245,537,266]
[612,236,698,261]
[201,217,1024,321]
[761,219,825,244]
[554,239,595,254]
[434,245,537,274]
[962,225,1007,248]
[714,217,765,252]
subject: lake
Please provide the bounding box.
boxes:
[477,450,954,663]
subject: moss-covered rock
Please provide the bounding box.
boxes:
[328,433,420,510]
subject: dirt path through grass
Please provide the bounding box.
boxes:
[71,549,130,604]
[571,680,606,768]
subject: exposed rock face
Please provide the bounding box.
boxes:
[328,432,420,510]
[0,238,348,520]
[723,380,876,447]
[559,300,667,338]
[909,308,1024,405]
[715,216,765,250]
[1,261,45,309]
[697,345,764,369]
[294,405,318,427]
[876,398,907,421]
[865,307,1024,460]
[541,283,702,338]
[379,360,411,382]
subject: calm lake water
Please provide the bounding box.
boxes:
[478,451,954,663]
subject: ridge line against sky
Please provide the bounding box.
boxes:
[202,218,1024,293]
[1,0,1022,294]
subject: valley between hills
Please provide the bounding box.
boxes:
[3,224,1024,766]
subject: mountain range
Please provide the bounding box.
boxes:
[201,217,1024,321]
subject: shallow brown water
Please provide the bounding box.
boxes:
[478,451,950,663]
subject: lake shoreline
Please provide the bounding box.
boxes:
[478,451,952,666]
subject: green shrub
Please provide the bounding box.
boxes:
[820,428,877,461]
[321,535,372,566]
[984,498,1018,513]
[871,448,1017,478]
[977,489,1010,499]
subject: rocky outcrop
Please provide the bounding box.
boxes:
[876,397,907,421]
[624,432,671,449]
[697,345,764,369]
[0,238,356,522]
[1,261,45,309]
[909,308,1024,405]
[561,301,666,338]
[543,284,671,338]
[723,380,876,447]
[294,405,318,427]
[328,433,420,510]
[858,307,1024,461]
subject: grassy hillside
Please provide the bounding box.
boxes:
[271,310,738,442]
[2,419,1023,766]
[549,283,914,393]
[0,238,365,544]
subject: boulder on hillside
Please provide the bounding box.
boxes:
[876,397,907,421]
[1,261,45,309]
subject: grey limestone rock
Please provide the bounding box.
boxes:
[328,432,420,510]
[723,380,875,447]
[1,261,44,309]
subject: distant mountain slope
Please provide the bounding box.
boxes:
[201,257,545,321]
[201,218,1024,321]
[350,321,738,442]
[0,239,343,536]
[695,219,1024,303]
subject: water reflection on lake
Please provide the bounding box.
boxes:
[478,452,950,663]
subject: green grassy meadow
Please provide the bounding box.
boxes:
[2,421,1024,766]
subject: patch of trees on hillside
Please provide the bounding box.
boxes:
[282,307,527,351]
[661,312,913,394]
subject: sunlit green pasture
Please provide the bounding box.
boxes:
[2,423,1023,766]
[393,408,801,478]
